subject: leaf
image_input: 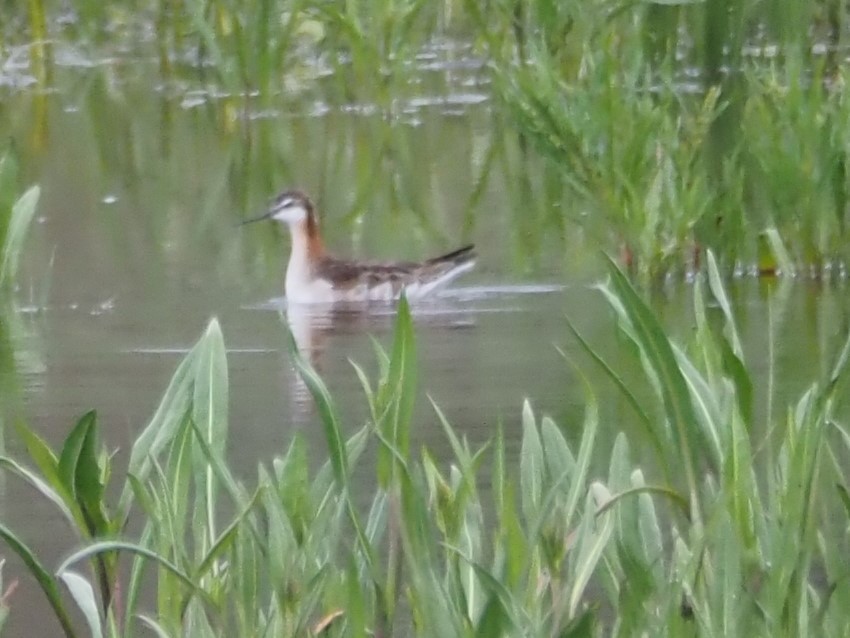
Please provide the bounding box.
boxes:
[60,571,103,638]
[452,550,517,633]
[56,540,212,608]
[286,329,378,586]
[837,484,850,521]
[193,486,262,582]
[192,318,229,550]
[430,396,474,472]
[0,522,77,638]
[474,592,510,638]
[192,318,228,459]
[569,483,615,617]
[519,400,543,522]
[563,376,599,530]
[560,325,667,475]
[58,411,97,502]
[560,608,596,636]
[377,294,417,486]
[13,419,60,488]
[76,414,110,536]
[595,484,690,519]
[541,416,575,482]
[718,337,754,424]
[673,348,722,460]
[0,185,40,286]
[136,614,173,638]
[603,256,704,522]
[121,339,200,515]
[313,610,344,635]
[0,456,78,528]
[705,250,743,357]
[286,328,348,486]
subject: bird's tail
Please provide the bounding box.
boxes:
[427,244,476,267]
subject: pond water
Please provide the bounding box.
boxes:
[1,37,850,635]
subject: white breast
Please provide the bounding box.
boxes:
[285,274,337,304]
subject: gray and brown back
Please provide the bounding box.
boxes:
[315,243,477,302]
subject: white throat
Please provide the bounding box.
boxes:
[272,204,308,225]
[284,220,323,303]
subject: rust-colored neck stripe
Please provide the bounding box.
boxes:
[305,203,324,258]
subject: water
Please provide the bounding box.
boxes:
[1,36,850,635]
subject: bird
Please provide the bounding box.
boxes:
[242,189,476,304]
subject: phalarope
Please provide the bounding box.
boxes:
[243,189,476,304]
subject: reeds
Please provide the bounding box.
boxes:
[7,1,850,276]
[471,0,850,278]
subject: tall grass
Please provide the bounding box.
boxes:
[0,261,848,635]
[469,0,850,277]
[9,0,850,275]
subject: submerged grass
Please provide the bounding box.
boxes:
[1,263,850,635]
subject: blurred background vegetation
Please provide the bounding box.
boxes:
[5,0,850,279]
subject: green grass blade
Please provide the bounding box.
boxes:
[569,483,615,618]
[136,614,173,638]
[0,185,39,286]
[377,294,417,486]
[56,540,211,607]
[474,591,511,638]
[519,400,543,522]
[121,342,199,516]
[0,522,78,638]
[673,348,722,460]
[59,571,103,638]
[603,255,704,523]
[705,250,743,357]
[285,328,348,485]
[0,456,78,527]
[13,419,60,486]
[285,327,379,590]
[595,485,689,518]
[58,411,96,502]
[559,326,668,476]
[192,486,262,582]
[58,411,110,537]
[192,318,229,551]
[563,373,599,530]
[540,416,575,481]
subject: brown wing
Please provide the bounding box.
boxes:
[315,244,476,293]
[315,256,419,291]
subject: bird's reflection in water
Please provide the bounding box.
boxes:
[285,302,393,364]
[282,301,395,420]
[281,298,478,422]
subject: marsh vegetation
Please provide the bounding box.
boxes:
[2,0,850,635]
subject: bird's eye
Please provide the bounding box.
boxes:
[279,197,294,208]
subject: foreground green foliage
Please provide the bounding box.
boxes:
[0,152,40,289]
[1,261,850,636]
